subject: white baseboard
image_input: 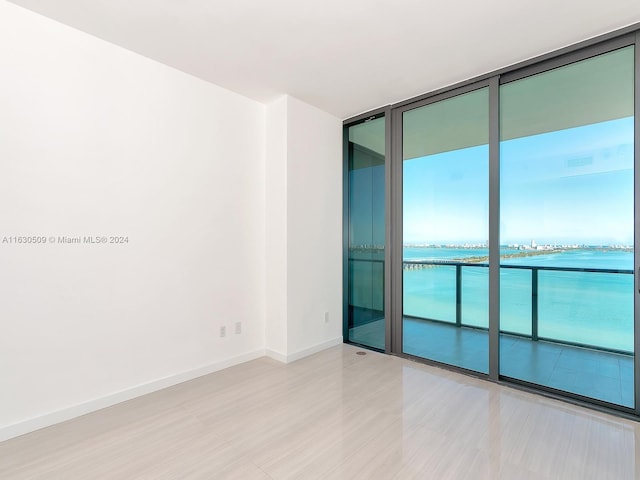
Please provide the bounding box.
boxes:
[264,348,288,363]
[266,336,343,364]
[286,336,343,363]
[0,349,265,443]
[1,339,345,442]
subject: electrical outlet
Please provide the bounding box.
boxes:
[220,326,226,337]
[324,311,329,323]
[235,321,242,334]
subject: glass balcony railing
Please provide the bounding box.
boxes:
[401,260,634,355]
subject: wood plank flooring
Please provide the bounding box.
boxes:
[1,344,638,479]
[352,318,634,407]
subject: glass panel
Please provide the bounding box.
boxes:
[403,263,456,322]
[346,117,385,350]
[538,270,633,351]
[500,268,532,336]
[499,47,635,408]
[462,266,489,329]
[402,88,489,374]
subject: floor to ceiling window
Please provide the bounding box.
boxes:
[401,87,490,373]
[344,30,638,416]
[345,114,386,350]
[499,46,635,407]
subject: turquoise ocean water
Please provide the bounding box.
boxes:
[403,247,633,352]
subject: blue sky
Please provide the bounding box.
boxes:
[403,116,634,245]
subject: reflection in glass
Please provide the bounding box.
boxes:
[347,117,385,350]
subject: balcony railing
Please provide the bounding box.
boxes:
[403,260,634,355]
[348,256,634,355]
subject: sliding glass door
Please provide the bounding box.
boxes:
[499,46,635,407]
[401,88,490,374]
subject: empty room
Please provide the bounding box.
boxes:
[2,0,640,478]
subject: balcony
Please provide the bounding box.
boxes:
[348,258,634,408]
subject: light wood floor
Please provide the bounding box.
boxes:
[1,344,639,479]
[352,318,634,407]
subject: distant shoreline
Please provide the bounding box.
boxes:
[350,246,633,253]
[402,249,566,269]
[402,245,633,251]
[350,246,633,268]
[456,249,563,264]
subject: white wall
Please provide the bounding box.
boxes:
[265,97,288,357]
[286,97,342,357]
[265,96,343,362]
[0,2,266,441]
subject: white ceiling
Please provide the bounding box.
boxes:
[7,0,640,119]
